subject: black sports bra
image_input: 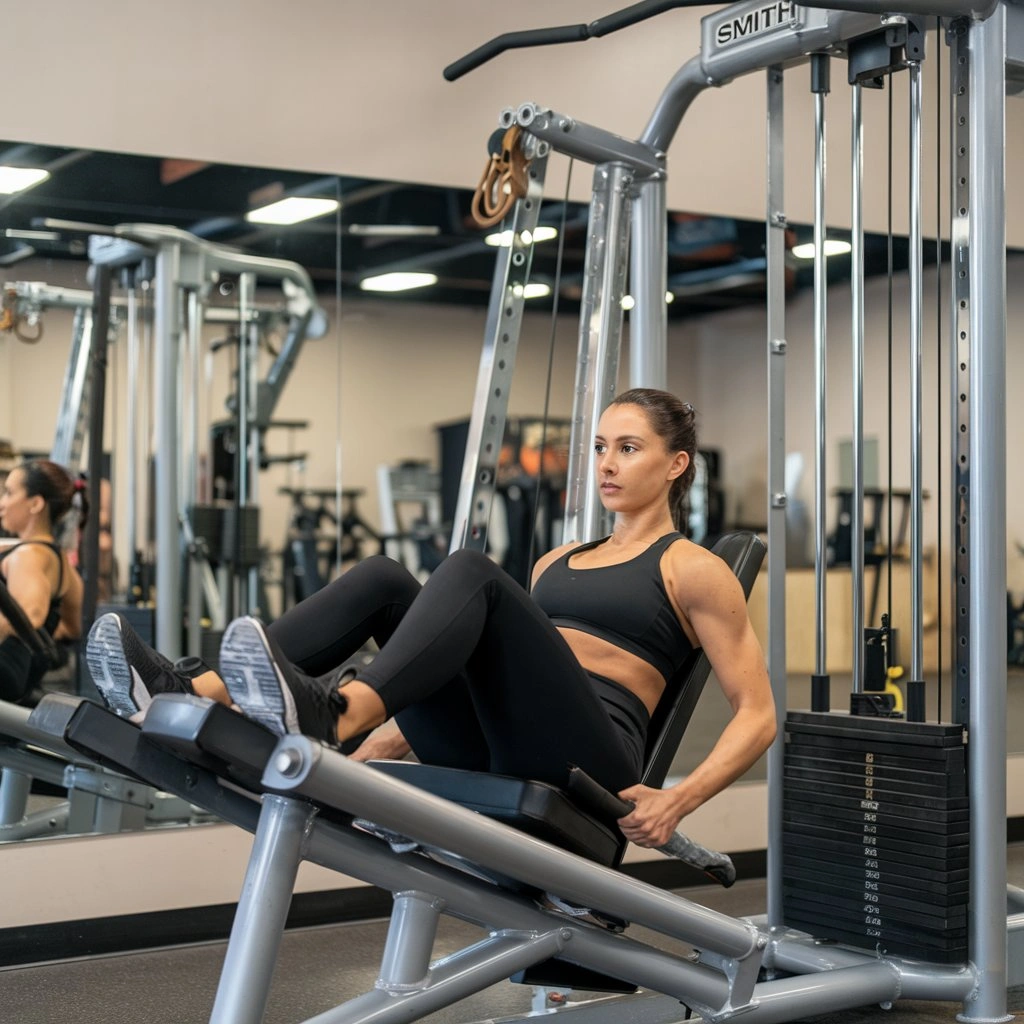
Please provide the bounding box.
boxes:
[0,540,65,636]
[532,533,694,682]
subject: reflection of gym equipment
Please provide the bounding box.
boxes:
[36,222,328,658]
[0,579,204,839]
[279,487,383,607]
[0,699,208,840]
[1008,541,1024,665]
[377,463,444,580]
[829,487,928,627]
[440,417,569,585]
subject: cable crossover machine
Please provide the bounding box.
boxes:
[21,0,1024,1022]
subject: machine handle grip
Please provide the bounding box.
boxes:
[567,766,736,887]
[443,2,705,81]
[443,24,588,81]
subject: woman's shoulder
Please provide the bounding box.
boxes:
[662,536,744,601]
[2,540,60,577]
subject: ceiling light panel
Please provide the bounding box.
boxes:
[0,167,50,195]
[359,272,438,293]
[246,196,340,225]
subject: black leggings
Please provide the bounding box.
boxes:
[267,551,647,793]
[0,635,40,704]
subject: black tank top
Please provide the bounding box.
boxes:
[532,533,693,681]
[0,540,65,636]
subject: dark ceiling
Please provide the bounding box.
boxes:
[0,140,916,320]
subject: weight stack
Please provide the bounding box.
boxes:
[782,711,968,964]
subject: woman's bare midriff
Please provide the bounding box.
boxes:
[556,627,666,716]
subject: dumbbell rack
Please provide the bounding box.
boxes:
[782,711,968,964]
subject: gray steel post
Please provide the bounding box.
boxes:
[247,319,262,613]
[139,279,153,569]
[378,891,442,988]
[851,83,865,690]
[562,162,633,544]
[764,65,787,929]
[210,795,317,1024]
[125,287,139,578]
[51,306,92,469]
[952,22,971,723]
[908,61,925,686]
[812,65,828,678]
[154,243,182,659]
[960,9,1010,1022]
[448,145,548,553]
[630,177,668,389]
[186,290,203,656]
[0,769,31,826]
[235,273,255,615]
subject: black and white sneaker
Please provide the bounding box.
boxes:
[219,616,348,745]
[86,613,201,721]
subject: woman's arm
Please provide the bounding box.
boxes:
[54,561,83,640]
[618,549,776,847]
[0,546,58,642]
[349,720,413,762]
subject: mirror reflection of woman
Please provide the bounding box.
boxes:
[0,460,86,703]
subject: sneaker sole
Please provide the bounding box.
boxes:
[219,618,299,737]
[85,614,149,720]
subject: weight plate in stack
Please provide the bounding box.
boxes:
[782,711,968,964]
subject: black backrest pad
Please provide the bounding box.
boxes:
[641,531,766,790]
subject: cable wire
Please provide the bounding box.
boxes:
[527,159,575,577]
[935,24,944,720]
[887,75,895,630]
[334,176,344,575]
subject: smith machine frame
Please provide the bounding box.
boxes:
[448,0,1021,1018]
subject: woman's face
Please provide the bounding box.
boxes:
[593,404,688,515]
[0,468,37,536]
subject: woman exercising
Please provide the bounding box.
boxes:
[0,460,85,703]
[86,389,775,847]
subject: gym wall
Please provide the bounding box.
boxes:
[1,1,1022,243]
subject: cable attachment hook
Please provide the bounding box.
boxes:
[0,287,43,343]
[471,124,531,229]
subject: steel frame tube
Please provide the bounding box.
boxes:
[209,795,317,1024]
[449,153,548,553]
[961,9,1010,1021]
[563,162,632,544]
[909,61,925,685]
[851,82,865,686]
[629,177,668,388]
[186,291,203,655]
[378,891,442,988]
[234,273,255,616]
[81,263,112,638]
[0,769,30,826]
[764,65,787,928]
[154,243,182,659]
[265,737,760,961]
[125,287,139,574]
[813,83,828,676]
[641,10,880,155]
